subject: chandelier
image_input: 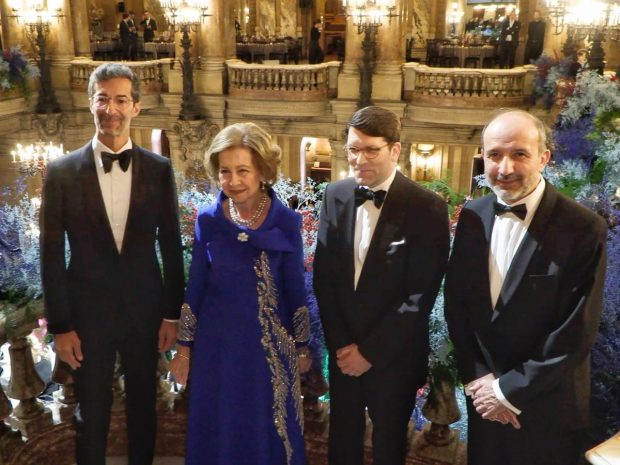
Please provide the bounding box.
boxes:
[545,0,620,38]
[11,141,67,175]
[342,0,397,33]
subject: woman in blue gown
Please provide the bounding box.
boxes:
[169,122,311,465]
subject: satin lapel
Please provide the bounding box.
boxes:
[357,172,405,288]
[336,181,357,290]
[496,184,557,310]
[122,147,143,254]
[79,143,118,254]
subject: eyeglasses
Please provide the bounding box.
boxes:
[91,95,134,109]
[344,143,390,160]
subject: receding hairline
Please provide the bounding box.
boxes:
[482,110,548,152]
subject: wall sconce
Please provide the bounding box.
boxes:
[416,144,435,181]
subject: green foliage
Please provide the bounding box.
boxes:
[419,177,466,217]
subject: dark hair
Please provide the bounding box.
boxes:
[122,13,129,19]
[87,63,141,103]
[205,123,281,185]
[313,19,321,25]
[346,106,401,144]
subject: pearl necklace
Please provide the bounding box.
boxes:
[229,194,268,227]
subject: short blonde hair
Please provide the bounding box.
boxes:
[205,122,281,185]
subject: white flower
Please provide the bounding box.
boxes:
[237,232,249,242]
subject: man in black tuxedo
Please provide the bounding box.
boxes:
[523,10,546,64]
[445,110,607,465]
[498,10,520,68]
[314,106,450,465]
[119,13,133,60]
[40,63,185,465]
[140,11,157,43]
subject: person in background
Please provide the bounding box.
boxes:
[445,109,607,465]
[141,10,157,43]
[40,62,185,465]
[523,10,546,64]
[168,122,311,465]
[314,106,450,465]
[498,10,520,68]
[308,18,324,64]
[119,13,133,60]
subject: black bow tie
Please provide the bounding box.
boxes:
[354,186,387,208]
[494,201,527,220]
[101,149,132,173]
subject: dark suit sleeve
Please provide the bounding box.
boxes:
[313,184,353,351]
[157,160,185,320]
[498,217,607,410]
[358,195,450,370]
[40,161,72,334]
[444,207,493,383]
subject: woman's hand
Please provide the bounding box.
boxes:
[298,355,312,374]
[169,347,191,386]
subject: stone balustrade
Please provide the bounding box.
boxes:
[227,60,337,101]
[69,59,168,110]
[403,63,537,107]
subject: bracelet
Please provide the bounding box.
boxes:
[176,352,190,361]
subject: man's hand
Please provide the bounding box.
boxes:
[336,344,372,377]
[298,356,312,374]
[158,320,178,352]
[54,331,83,370]
[467,374,521,429]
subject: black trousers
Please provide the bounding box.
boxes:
[499,42,518,68]
[73,328,159,465]
[466,398,588,465]
[327,356,418,465]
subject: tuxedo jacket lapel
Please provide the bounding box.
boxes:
[122,147,144,254]
[336,182,357,290]
[496,184,557,311]
[79,143,118,255]
[357,172,406,290]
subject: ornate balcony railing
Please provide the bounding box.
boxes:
[227,60,338,101]
[403,63,537,107]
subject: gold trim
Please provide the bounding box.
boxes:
[178,303,197,342]
[293,306,310,344]
[254,251,304,465]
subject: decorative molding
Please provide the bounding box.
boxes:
[172,120,220,164]
[31,113,66,140]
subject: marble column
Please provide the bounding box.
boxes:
[274,0,281,36]
[0,0,28,51]
[337,16,364,101]
[372,13,404,101]
[45,0,78,110]
[197,0,232,97]
[69,0,92,58]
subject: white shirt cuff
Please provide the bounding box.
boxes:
[163,319,179,323]
[492,378,522,415]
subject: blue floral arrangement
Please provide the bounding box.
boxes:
[0,46,40,97]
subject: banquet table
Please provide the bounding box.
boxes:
[236,43,289,63]
[437,45,495,67]
[144,42,175,59]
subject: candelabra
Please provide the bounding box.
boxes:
[10,1,64,114]
[11,141,67,176]
[159,0,210,120]
[545,0,620,74]
[342,0,398,109]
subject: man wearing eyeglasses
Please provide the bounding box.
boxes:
[40,62,184,465]
[314,106,450,465]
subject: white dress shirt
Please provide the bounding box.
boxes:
[353,169,397,289]
[489,177,546,415]
[92,137,133,253]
